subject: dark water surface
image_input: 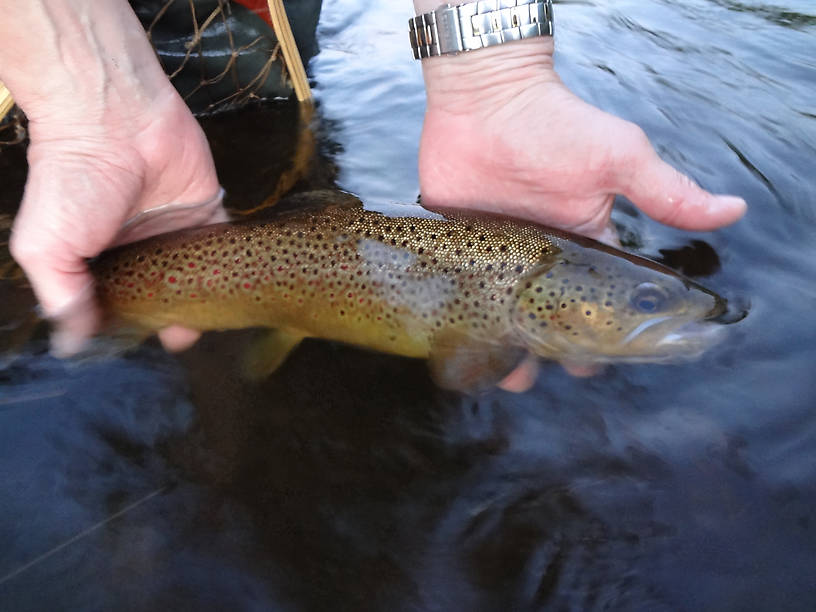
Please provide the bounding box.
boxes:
[2,0,816,609]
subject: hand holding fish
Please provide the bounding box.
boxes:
[1,0,226,355]
[416,37,747,242]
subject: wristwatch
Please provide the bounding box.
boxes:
[409,0,554,60]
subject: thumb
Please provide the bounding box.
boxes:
[9,149,136,356]
[618,133,747,231]
[9,231,100,357]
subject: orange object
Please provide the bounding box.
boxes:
[232,0,274,28]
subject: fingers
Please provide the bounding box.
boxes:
[495,357,604,393]
[498,355,539,393]
[561,362,604,378]
[9,154,128,356]
[619,128,747,231]
[158,325,201,352]
[9,235,99,357]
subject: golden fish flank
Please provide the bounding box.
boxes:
[92,193,727,392]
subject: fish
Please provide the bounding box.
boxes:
[91,191,729,393]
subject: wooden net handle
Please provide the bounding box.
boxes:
[266,0,312,103]
[0,81,13,122]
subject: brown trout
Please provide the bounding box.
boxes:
[91,191,727,392]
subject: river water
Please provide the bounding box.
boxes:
[1,0,815,610]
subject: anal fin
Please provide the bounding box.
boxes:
[242,328,306,380]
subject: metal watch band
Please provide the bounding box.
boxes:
[409,0,553,60]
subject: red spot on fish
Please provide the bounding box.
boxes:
[212,269,220,275]
[244,283,252,289]
[190,293,197,298]
[127,282,134,288]
[168,276,177,284]
[188,262,196,268]
[147,292,154,298]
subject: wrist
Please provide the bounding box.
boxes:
[411,1,557,112]
[420,36,557,113]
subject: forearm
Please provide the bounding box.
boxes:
[0,0,171,128]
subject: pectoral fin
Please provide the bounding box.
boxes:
[428,330,527,394]
[242,328,306,380]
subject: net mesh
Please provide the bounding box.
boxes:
[1,0,320,130]
[134,0,300,115]
[0,108,26,149]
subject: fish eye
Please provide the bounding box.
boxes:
[630,282,669,314]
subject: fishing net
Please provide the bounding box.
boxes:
[0,0,320,128]
[0,108,25,149]
[132,0,321,115]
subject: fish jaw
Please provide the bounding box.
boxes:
[514,315,727,366]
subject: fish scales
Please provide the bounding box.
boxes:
[94,205,559,358]
[92,193,726,391]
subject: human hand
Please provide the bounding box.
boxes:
[2,1,224,356]
[9,92,224,356]
[417,38,746,242]
[415,38,747,391]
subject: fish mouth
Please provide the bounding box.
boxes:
[655,320,726,352]
[621,316,727,361]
